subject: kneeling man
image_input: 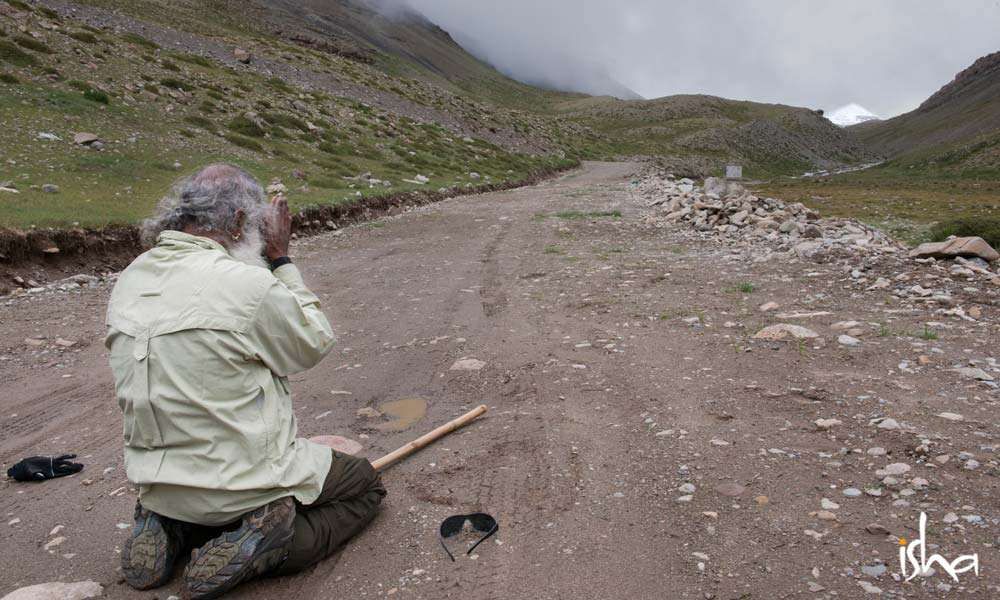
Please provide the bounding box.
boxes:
[107,164,385,598]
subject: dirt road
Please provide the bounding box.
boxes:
[2,162,998,599]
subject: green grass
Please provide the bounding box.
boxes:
[0,39,37,67]
[756,167,1000,246]
[14,35,53,54]
[170,52,214,68]
[728,282,756,294]
[121,32,158,49]
[930,217,1000,249]
[915,325,938,341]
[159,77,194,92]
[227,115,266,138]
[83,88,110,104]
[223,133,264,152]
[0,72,19,84]
[544,244,565,255]
[68,31,100,44]
[183,115,216,131]
[0,14,576,230]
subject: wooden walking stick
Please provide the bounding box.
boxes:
[372,404,488,471]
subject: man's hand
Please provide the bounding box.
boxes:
[265,194,291,261]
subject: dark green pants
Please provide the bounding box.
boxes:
[276,450,387,575]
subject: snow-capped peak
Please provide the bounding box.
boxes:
[827,103,880,127]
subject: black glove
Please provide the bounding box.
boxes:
[6,454,84,482]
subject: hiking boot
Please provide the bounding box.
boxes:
[182,497,296,599]
[122,503,188,590]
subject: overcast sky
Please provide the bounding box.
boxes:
[403,0,1000,118]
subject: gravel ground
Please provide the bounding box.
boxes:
[1,162,998,599]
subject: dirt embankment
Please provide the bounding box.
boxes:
[0,162,578,285]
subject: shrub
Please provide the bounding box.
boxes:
[83,88,109,104]
[161,60,180,72]
[930,217,1000,250]
[66,79,90,91]
[184,115,215,130]
[0,39,36,66]
[227,115,265,137]
[39,7,60,19]
[159,77,194,91]
[318,141,351,155]
[14,35,52,54]
[171,52,213,68]
[0,72,19,84]
[266,77,292,93]
[7,1,32,11]
[121,32,158,49]
[224,133,263,152]
[68,31,98,44]
[264,111,308,132]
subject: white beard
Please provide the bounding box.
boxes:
[229,226,268,269]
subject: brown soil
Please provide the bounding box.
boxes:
[1,162,998,599]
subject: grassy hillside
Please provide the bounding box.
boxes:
[855,50,1000,177]
[0,0,581,229]
[555,94,876,178]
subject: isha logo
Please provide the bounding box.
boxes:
[899,512,979,582]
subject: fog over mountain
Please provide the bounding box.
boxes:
[390,0,1000,117]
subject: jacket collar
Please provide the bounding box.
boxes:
[157,230,230,255]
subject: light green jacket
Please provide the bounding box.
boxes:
[106,231,335,526]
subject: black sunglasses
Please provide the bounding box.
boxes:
[438,513,498,561]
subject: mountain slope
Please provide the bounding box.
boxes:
[558,94,875,176]
[856,50,1000,172]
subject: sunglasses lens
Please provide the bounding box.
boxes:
[468,514,497,531]
[440,516,467,537]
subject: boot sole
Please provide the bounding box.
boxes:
[122,512,176,590]
[183,498,295,600]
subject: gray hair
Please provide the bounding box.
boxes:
[142,164,267,246]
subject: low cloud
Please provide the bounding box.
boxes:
[405,0,1000,117]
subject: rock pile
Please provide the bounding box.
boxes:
[638,173,903,262]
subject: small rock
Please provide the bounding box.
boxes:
[0,581,103,600]
[952,367,994,381]
[861,563,887,578]
[837,334,861,347]
[753,324,820,341]
[937,412,964,421]
[820,498,840,510]
[909,237,999,263]
[842,487,862,497]
[877,463,911,477]
[678,483,696,494]
[857,580,883,595]
[233,47,252,64]
[758,301,779,312]
[450,358,486,371]
[814,418,841,430]
[73,132,100,145]
[42,184,60,194]
[865,523,890,535]
[714,482,746,497]
[876,418,900,430]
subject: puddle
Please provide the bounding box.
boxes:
[374,397,427,432]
